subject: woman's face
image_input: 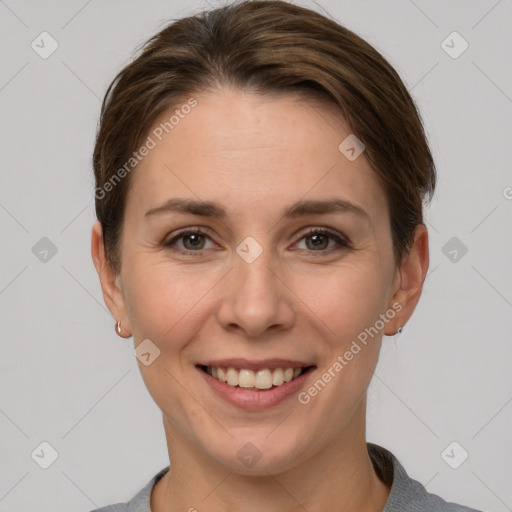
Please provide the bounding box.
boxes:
[95,88,424,475]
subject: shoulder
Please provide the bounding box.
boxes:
[89,466,170,512]
[368,443,483,512]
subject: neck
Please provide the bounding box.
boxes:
[152,406,390,512]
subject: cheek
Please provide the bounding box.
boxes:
[291,261,390,342]
[123,268,177,339]
[121,263,216,406]
[122,260,223,343]
[291,265,388,429]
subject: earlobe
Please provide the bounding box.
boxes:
[90,221,130,334]
[384,224,429,336]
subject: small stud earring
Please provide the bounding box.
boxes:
[115,320,123,336]
[396,326,403,334]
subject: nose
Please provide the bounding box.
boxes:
[216,248,295,339]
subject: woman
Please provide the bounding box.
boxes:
[90,1,482,510]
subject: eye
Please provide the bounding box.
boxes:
[294,228,350,252]
[164,226,350,256]
[164,228,217,253]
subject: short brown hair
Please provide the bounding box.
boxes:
[93,0,436,273]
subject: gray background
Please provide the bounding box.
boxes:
[0,0,511,510]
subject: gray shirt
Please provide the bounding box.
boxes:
[90,443,482,512]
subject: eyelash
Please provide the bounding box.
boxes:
[294,227,351,252]
[164,227,351,255]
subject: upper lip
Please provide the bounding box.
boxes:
[197,358,315,370]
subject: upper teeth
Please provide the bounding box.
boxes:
[207,367,303,390]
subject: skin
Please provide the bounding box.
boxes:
[91,87,429,512]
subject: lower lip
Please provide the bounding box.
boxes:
[197,367,315,410]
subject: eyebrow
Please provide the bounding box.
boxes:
[145,198,226,218]
[144,197,370,222]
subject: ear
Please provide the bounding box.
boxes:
[384,224,429,335]
[91,221,131,336]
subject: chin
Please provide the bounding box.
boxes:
[205,433,309,477]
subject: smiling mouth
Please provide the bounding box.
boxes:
[197,365,315,391]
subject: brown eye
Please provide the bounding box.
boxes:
[182,233,206,250]
[165,228,216,253]
[305,233,330,250]
[295,228,350,252]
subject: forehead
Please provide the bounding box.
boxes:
[126,88,387,222]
